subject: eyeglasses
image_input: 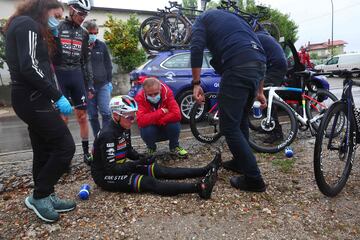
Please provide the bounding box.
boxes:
[71,6,88,17]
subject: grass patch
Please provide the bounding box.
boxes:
[272,158,295,173]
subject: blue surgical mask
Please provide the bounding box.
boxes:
[147,94,161,104]
[48,16,59,30]
[89,34,97,44]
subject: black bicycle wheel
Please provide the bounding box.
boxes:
[157,13,191,48]
[139,16,167,51]
[189,92,221,144]
[306,88,338,132]
[259,21,280,41]
[248,99,298,153]
[313,102,354,197]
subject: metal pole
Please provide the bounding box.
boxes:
[331,0,334,57]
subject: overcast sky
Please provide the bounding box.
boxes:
[90,0,360,52]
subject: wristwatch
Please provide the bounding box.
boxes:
[191,79,201,87]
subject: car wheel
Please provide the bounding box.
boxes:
[177,90,205,123]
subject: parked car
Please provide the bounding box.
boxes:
[128,50,220,122]
[314,53,360,73]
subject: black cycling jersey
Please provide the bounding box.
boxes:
[91,121,214,196]
[53,17,93,89]
[5,16,61,101]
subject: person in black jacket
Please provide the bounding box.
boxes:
[191,9,267,192]
[5,0,76,223]
[83,20,113,137]
[52,0,94,165]
[91,95,220,199]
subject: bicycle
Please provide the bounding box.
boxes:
[217,0,280,40]
[189,71,338,153]
[313,70,360,197]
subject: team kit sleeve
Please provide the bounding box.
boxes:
[158,90,181,125]
[15,20,61,101]
[135,94,166,127]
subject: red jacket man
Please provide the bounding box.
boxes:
[298,47,311,68]
[135,77,188,157]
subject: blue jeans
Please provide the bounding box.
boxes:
[140,122,181,150]
[218,62,266,179]
[88,83,111,137]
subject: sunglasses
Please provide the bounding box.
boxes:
[120,114,135,121]
[71,6,88,17]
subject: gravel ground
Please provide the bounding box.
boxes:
[0,131,360,240]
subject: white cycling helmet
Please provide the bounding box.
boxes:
[68,0,91,12]
[110,95,138,116]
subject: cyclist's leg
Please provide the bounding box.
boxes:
[98,174,198,196]
[134,162,214,180]
[68,69,90,156]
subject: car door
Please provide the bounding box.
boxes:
[323,57,339,72]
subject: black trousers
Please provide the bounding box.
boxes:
[12,88,75,199]
[96,163,208,196]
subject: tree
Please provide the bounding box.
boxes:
[0,19,6,69]
[204,0,299,42]
[103,14,146,73]
[182,0,198,17]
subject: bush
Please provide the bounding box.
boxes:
[104,15,146,73]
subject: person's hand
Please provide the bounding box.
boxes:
[161,108,169,114]
[55,96,73,115]
[193,85,204,104]
[107,82,113,93]
[256,92,267,109]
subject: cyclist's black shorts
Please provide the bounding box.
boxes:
[95,164,154,192]
[55,68,87,110]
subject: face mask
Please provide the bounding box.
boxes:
[89,34,97,44]
[147,94,161,104]
[48,16,59,30]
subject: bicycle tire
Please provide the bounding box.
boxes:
[157,13,192,48]
[189,92,221,144]
[305,88,338,132]
[248,99,298,153]
[313,102,354,197]
[259,21,280,41]
[139,16,167,51]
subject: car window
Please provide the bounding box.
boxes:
[203,52,212,68]
[162,54,190,68]
[283,45,295,68]
[326,57,339,65]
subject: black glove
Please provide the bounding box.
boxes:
[138,154,156,165]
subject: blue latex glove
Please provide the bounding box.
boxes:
[107,82,113,93]
[55,96,73,115]
[51,28,59,37]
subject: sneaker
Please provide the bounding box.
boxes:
[170,146,188,158]
[49,193,76,213]
[230,175,266,192]
[83,152,93,166]
[206,152,222,172]
[198,169,218,200]
[24,195,59,223]
[222,159,243,174]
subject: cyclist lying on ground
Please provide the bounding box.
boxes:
[90,95,221,199]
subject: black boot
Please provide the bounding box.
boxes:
[222,158,243,174]
[230,175,266,192]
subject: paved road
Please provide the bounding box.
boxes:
[0,77,359,153]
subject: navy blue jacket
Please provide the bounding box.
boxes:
[191,9,266,73]
[90,40,112,87]
[256,30,287,73]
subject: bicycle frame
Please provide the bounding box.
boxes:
[265,86,328,129]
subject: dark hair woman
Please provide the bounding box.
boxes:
[5,0,76,223]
